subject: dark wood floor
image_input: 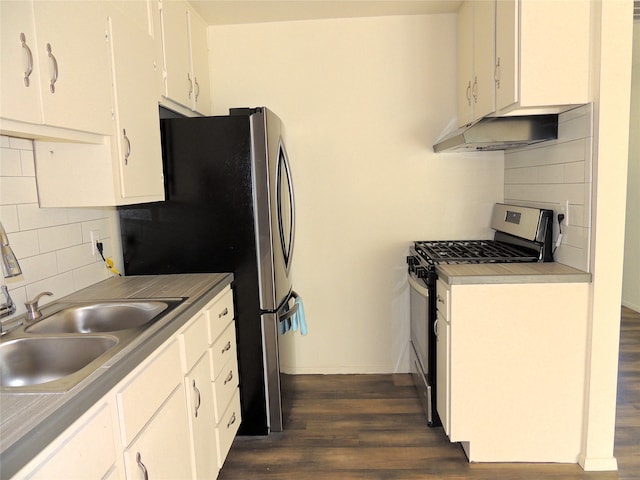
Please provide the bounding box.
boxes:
[219,307,639,479]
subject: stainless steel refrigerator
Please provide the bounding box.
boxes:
[118,107,297,435]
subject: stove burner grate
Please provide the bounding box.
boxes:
[414,240,539,265]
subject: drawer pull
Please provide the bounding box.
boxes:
[224,370,233,385]
[136,452,149,480]
[20,33,33,87]
[123,129,131,165]
[227,412,236,429]
[46,43,58,93]
[218,307,229,318]
[221,341,231,354]
[192,379,201,418]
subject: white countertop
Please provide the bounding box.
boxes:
[0,273,233,479]
[436,262,591,285]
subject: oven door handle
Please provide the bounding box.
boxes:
[408,273,429,298]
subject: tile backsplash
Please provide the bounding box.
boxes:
[0,135,119,320]
[504,104,593,272]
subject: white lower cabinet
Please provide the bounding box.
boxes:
[180,285,241,476]
[123,385,192,480]
[440,280,589,462]
[10,285,240,480]
[185,352,219,480]
[12,400,119,479]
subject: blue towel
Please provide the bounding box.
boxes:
[294,295,307,335]
[278,292,307,336]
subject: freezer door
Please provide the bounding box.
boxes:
[251,108,295,312]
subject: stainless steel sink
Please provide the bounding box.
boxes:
[0,298,184,393]
[0,336,117,389]
[25,301,175,334]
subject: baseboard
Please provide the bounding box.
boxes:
[621,299,640,313]
[578,454,618,471]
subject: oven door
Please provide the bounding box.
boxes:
[408,273,429,373]
[408,272,434,425]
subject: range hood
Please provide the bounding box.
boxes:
[433,114,558,153]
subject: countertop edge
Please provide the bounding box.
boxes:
[435,263,592,285]
[0,273,233,479]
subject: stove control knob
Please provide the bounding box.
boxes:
[415,266,428,279]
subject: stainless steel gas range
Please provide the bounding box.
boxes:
[406,203,555,426]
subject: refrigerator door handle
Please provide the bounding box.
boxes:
[276,139,295,273]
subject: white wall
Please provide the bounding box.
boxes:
[210,14,503,374]
[623,19,640,313]
[0,135,119,319]
[504,104,593,272]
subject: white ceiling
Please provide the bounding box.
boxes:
[189,0,463,26]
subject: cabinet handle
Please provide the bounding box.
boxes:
[194,76,200,101]
[434,318,439,337]
[136,452,149,480]
[123,129,131,165]
[192,379,201,418]
[472,76,478,104]
[188,73,193,99]
[218,307,229,318]
[495,57,501,89]
[465,80,472,106]
[20,33,33,87]
[221,341,231,354]
[227,412,237,429]
[224,370,234,385]
[437,295,445,305]
[46,43,58,93]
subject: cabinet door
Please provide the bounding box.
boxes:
[123,386,193,480]
[107,10,164,202]
[188,6,211,115]
[436,310,451,437]
[472,0,495,120]
[185,352,220,480]
[161,0,192,109]
[456,1,474,127]
[495,0,518,111]
[32,1,113,134]
[0,0,41,124]
[20,402,117,480]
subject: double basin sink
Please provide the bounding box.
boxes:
[0,299,184,393]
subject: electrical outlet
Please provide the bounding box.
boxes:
[90,230,100,256]
[559,200,569,226]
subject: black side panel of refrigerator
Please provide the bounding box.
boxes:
[118,115,269,435]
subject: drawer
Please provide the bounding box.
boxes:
[180,310,209,374]
[210,321,237,380]
[213,358,239,423]
[116,340,182,446]
[215,390,241,469]
[208,287,234,343]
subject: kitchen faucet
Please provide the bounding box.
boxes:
[1,222,23,333]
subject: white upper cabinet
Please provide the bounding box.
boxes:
[0,0,112,134]
[494,0,590,115]
[33,1,165,207]
[160,0,212,115]
[456,0,495,127]
[188,6,212,115]
[0,1,41,125]
[457,0,591,124]
[107,6,164,202]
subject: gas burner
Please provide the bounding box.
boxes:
[414,239,539,265]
